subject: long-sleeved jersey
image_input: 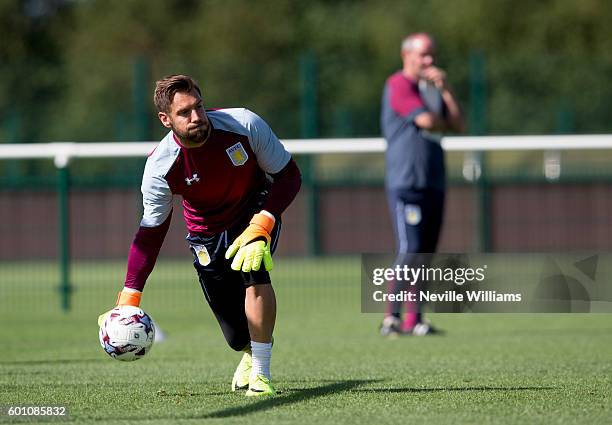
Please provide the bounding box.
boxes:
[124,108,301,290]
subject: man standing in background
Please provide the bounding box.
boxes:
[380,33,464,336]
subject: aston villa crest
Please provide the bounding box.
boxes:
[226,142,249,166]
[405,204,422,225]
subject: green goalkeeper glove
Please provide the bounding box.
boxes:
[225,213,274,272]
[97,290,142,327]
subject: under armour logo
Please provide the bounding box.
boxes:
[185,174,200,185]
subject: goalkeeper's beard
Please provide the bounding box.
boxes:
[173,123,211,145]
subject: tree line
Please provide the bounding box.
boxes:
[2,0,612,143]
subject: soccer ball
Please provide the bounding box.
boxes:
[99,305,155,361]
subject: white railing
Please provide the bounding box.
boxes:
[1,135,612,180]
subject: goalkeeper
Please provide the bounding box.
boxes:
[100,74,301,396]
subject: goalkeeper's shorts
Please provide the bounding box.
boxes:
[186,217,281,351]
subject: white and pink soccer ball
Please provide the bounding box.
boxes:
[99,306,155,361]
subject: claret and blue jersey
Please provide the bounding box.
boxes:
[124,107,300,291]
[381,71,446,192]
[141,108,291,235]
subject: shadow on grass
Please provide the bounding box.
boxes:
[202,379,377,418]
[200,382,554,419]
[353,386,556,393]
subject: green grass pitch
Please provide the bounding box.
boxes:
[0,257,611,424]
